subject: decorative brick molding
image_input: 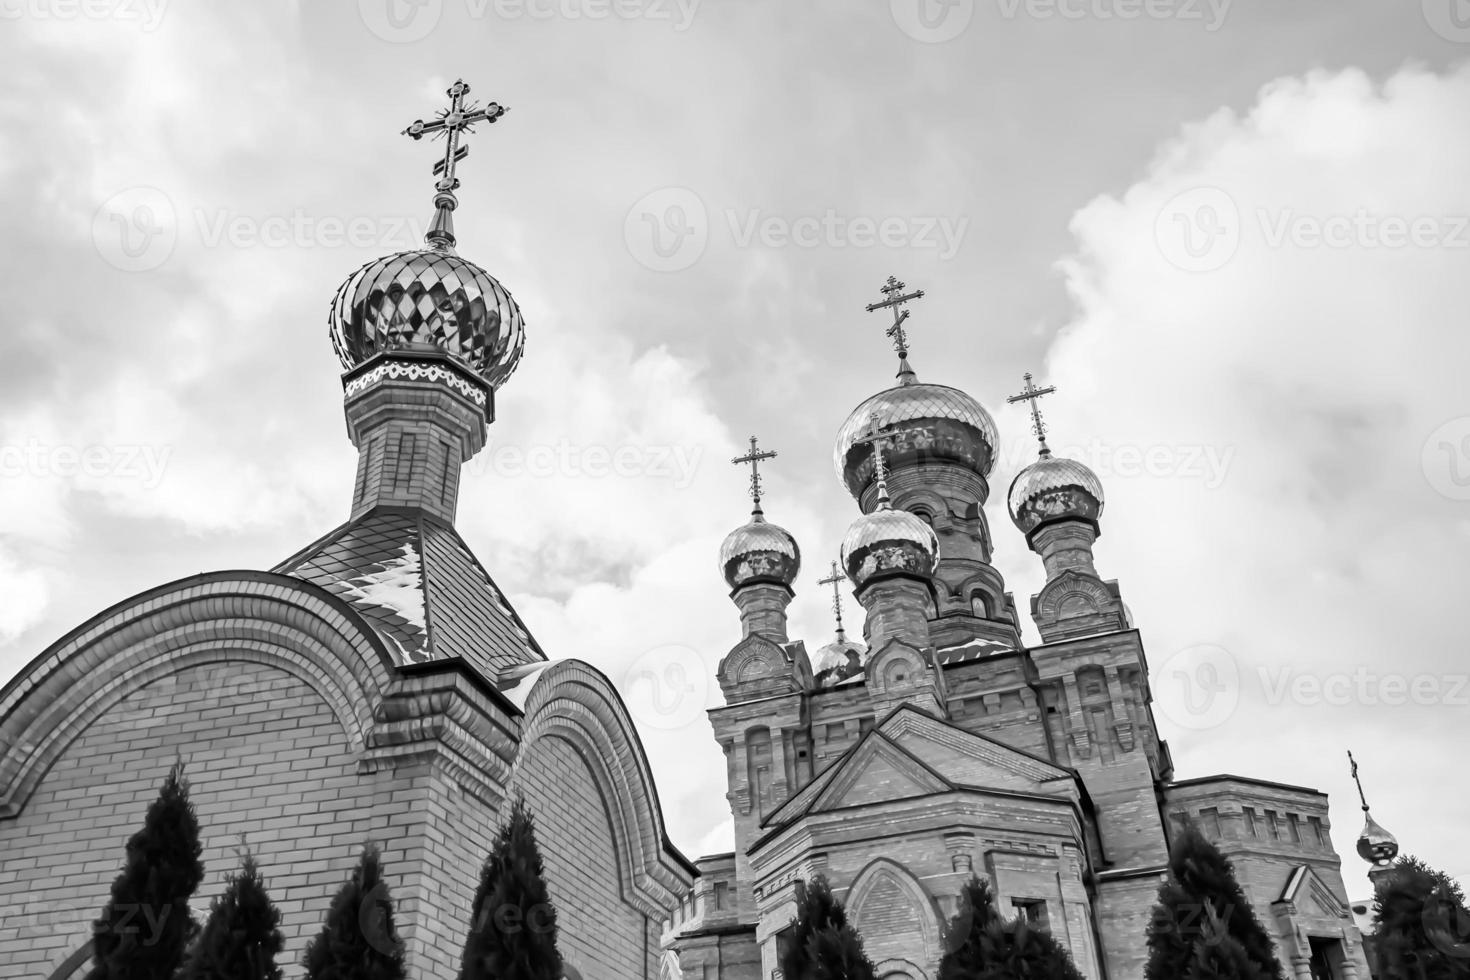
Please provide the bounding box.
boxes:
[0,572,396,819]
[511,659,695,918]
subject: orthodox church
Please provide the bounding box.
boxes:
[0,82,1386,980]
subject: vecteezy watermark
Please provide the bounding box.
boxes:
[0,439,172,490]
[996,438,1236,491]
[0,0,168,31]
[622,645,708,731]
[1155,187,1242,273]
[1258,667,1469,709]
[92,186,429,273]
[358,0,699,42]
[1422,0,1470,43]
[625,188,709,273]
[726,209,969,261]
[1152,643,1241,731]
[359,882,406,956]
[1157,188,1470,272]
[466,440,703,489]
[112,665,277,729]
[1422,417,1470,501]
[995,0,1231,30]
[890,0,975,42]
[624,188,970,271]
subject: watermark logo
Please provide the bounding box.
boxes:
[359,0,443,41]
[625,188,708,273]
[0,0,169,31]
[0,439,172,489]
[1153,643,1240,731]
[93,186,178,273]
[890,0,974,42]
[1422,0,1470,42]
[1422,417,1470,500]
[994,0,1231,30]
[466,439,703,488]
[1155,187,1241,272]
[1424,890,1470,959]
[622,644,707,731]
[360,882,407,956]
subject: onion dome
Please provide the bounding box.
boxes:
[719,515,801,590]
[841,507,939,588]
[834,380,998,500]
[1356,812,1400,868]
[812,636,864,687]
[330,235,525,389]
[1007,452,1105,534]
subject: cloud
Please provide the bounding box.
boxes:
[1018,64,1470,891]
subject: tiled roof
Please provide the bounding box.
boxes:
[275,509,545,679]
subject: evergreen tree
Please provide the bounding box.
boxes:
[1145,824,1284,980]
[458,798,564,980]
[177,852,284,980]
[806,921,878,980]
[302,844,406,980]
[87,760,204,980]
[972,917,1085,980]
[780,876,849,980]
[1372,855,1470,979]
[938,877,1001,980]
[1182,909,1269,980]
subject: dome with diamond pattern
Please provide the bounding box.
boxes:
[840,506,938,589]
[834,378,998,500]
[330,243,525,389]
[1007,453,1105,534]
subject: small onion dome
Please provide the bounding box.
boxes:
[812,636,865,688]
[1356,812,1400,867]
[719,515,801,590]
[840,506,939,589]
[330,245,526,390]
[833,381,999,500]
[1007,453,1105,534]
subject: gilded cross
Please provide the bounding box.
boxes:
[865,276,925,362]
[731,435,777,517]
[818,560,849,639]
[1348,750,1371,813]
[402,79,509,195]
[1006,372,1057,456]
[853,411,896,505]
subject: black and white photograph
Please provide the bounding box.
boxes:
[1,2,1468,978]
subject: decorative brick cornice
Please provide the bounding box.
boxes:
[344,356,490,412]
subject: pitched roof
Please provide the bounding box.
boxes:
[275,508,545,679]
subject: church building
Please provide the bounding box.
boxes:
[0,82,1380,980]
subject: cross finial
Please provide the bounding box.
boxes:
[401,79,509,250]
[1348,750,1372,814]
[854,412,895,509]
[1006,372,1058,458]
[818,560,849,640]
[731,435,778,518]
[865,275,925,383]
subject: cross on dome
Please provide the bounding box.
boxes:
[818,559,849,640]
[865,276,925,382]
[854,412,895,508]
[1007,372,1057,457]
[401,79,509,249]
[731,435,778,518]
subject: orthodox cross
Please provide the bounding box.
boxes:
[402,79,509,195]
[1348,750,1372,814]
[818,560,849,639]
[865,276,925,375]
[855,411,895,505]
[1007,372,1057,456]
[731,435,777,517]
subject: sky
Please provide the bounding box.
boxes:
[2,0,1468,901]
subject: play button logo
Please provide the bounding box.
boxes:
[1423,0,1470,41]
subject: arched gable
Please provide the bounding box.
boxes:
[846,858,943,977]
[511,659,694,918]
[0,571,396,819]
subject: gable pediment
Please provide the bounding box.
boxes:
[1275,865,1349,920]
[810,734,952,812]
[878,706,1078,796]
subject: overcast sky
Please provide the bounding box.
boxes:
[3,0,1468,900]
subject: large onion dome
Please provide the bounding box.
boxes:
[834,378,999,500]
[1356,812,1400,867]
[1007,452,1105,534]
[329,220,525,389]
[840,505,939,589]
[812,635,864,687]
[719,515,801,590]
